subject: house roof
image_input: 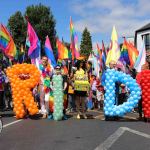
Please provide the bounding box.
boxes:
[136,23,150,32]
[135,23,150,46]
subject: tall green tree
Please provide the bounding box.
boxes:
[7,4,57,56]
[7,11,26,50]
[80,27,92,57]
[25,3,57,55]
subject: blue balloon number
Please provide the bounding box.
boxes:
[104,69,141,117]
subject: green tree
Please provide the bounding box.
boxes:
[7,11,26,50]
[80,27,92,57]
[25,3,57,55]
[7,4,57,56]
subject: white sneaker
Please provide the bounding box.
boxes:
[77,114,80,119]
[83,114,87,119]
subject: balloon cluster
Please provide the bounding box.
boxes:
[140,70,150,118]
[52,75,64,121]
[6,64,40,119]
[104,69,141,117]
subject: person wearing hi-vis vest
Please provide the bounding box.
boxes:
[74,61,90,119]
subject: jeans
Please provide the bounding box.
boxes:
[68,94,76,110]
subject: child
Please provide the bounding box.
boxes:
[0,65,6,110]
[96,85,104,110]
[90,75,97,109]
[118,84,127,105]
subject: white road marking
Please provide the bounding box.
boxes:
[3,120,22,128]
[122,127,150,139]
[94,127,150,150]
[95,127,125,150]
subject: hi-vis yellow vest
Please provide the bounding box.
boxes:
[74,69,90,91]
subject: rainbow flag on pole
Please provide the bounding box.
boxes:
[0,24,16,59]
[70,17,80,60]
[125,39,139,67]
[56,38,69,60]
[119,39,130,65]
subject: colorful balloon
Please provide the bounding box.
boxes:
[6,64,40,119]
[140,70,150,118]
[104,69,141,117]
[52,75,64,121]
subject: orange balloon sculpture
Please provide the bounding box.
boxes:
[6,64,40,119]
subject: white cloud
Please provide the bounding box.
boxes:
[69,0,150,39]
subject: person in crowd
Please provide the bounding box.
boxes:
[118,84,127,105]
[96,85,104,110]
[67,71,76,113]
[74,61,88,119]
[96,77,101,87]
[61,64,69,119]
[126,65,137,79]
[39,56,52,118]
[48,65,68,120]
[101,60,117,87]
[91,75,97,109]
[109,60,117,69]
[0,65,6,111]
[33,85,40,109]
[3,68,12,110]
[86,61,92,80]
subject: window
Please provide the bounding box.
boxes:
[142,34,150,62]
[144,34,150,52]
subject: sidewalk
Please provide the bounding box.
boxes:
[67,109,140,121]
[1,109,140,121]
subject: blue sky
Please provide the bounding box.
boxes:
[0,0,150,49]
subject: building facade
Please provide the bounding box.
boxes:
[135,23,150,62]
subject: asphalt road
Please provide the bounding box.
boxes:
[0,110,150,150]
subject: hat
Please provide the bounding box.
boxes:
[55,65,61,69]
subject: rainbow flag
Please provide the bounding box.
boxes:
[56,38,69,60]
[119,39,130,65]
[0,24,16,59]
[125,39,139,67]
[45,36,57,67]
[96,43,102,71]
[70,17,80,60]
